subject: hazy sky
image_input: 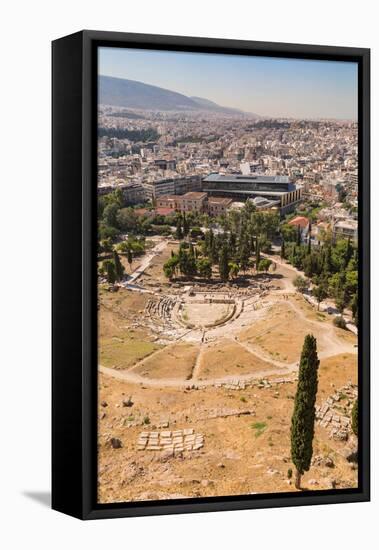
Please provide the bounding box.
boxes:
[99,47,358,120]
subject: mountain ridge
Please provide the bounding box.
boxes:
[99,75,259,117]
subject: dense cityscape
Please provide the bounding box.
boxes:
[98,109,358,241]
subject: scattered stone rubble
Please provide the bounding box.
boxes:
[187,376,296,391]
[137,428,204,454]
[316,382,357,441]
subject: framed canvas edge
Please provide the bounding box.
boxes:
[53,30,370,520]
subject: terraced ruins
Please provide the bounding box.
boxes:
[98,237,359,503]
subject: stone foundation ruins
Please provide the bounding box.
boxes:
[137,428,204,454]
[316,382,358,441]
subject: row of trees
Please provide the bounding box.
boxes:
[163,204,278,282]
[99,250,125,285]
[283,232,358,324]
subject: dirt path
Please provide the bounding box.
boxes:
[190,333,206,380]
[231,337,290,370]
[122,239,168,285]
[98,363,294,389]
[284,298,356,357]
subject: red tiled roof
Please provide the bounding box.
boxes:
[156,207,175,216]
[288,216,309,229]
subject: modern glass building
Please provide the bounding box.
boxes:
[202,173,302,215]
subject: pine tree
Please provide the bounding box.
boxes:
[113,250,124,281]
[291,334,320,489]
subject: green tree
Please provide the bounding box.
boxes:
[127,249,133,270]
[175,217,183,240]
[113,250,124,281]
[255,238,261,269]
[296,224,301,246]
[103,259,117,285]
[196,257,212,279]
[293,276,308,293]
[163,256,179,280]
[312,284,328,310]
[228,232,237,257]
[280,239,286,259]
[229,262,240,280]
[182,213,190,236]
[351,293,358,327]
[281,223,297,242]
[238,233,250,273]
[335,288,349,315]
[100,238,113,254]
[291,334,320,489]
[257,258,272,274]
[219,243,230,282]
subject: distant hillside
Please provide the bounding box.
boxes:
[99,75,259,116]
[99,76,200,111]
[190,96,249,116]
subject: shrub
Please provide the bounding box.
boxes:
[333,316,347,329]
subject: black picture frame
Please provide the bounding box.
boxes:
[52,30,370,520]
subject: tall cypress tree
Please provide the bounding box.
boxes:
[113,250,124,281]
[127,248,133,269]
[255,237,261,268]
[104,260,116,285]
[175,217,183,240]
[238,233,250,273]
[296,224,301,246]
[219,243,230,282]
[183,213,190,236]
[291,334,319,489]
[281,239,286,259]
